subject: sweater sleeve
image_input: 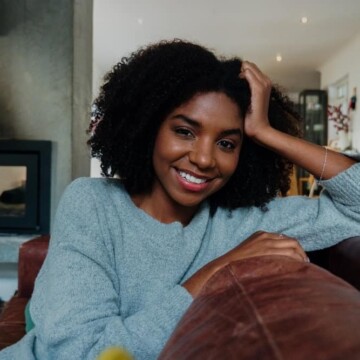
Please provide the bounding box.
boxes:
[29,179,193,360]
[267,162,360,250]
[224,162,360,253]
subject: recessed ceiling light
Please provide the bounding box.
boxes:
[276,54,282,62]
[301,16,308,24]
[137,18,143,25]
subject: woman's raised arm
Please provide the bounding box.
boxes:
[240,61,357,180]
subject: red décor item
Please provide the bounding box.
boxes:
[327,104,350,133]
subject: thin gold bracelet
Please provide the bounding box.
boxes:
[319,147,328,181]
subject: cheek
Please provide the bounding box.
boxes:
[152,133,185,173]
[153,132,170,159]
[221,152,241,178]
[154,133,188,160]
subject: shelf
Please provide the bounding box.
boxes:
[0,235,36,262]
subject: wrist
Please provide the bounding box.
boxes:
[182,259,224,298]
[249,125,279,147]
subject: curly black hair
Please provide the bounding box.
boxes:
[88,39,302,210]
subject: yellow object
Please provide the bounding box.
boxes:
[97,347,133,360]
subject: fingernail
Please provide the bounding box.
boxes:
[305,257,310,263]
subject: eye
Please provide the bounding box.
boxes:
[217,139,236,151]
[174,127,194,138]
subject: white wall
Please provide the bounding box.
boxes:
[0,0,74,222]
[92,0,323,94]
[0,1,93,226]
[91,0,322,176]
[320,31,360,152]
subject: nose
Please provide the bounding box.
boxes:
[188,140,216,170]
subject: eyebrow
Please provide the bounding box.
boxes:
[171,114,243,138]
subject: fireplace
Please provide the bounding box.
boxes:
[0,140,51,234]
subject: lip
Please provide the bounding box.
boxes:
[174,168,213,192]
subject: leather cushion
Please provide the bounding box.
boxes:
[0,295,27,350]
[159,256,360,360]
[328,236,360,290]
[18,235,49,298]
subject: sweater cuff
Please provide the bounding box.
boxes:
[319,162,360,205]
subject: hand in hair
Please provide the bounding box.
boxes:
[240,61,272,139]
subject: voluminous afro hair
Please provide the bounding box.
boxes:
[88,39,302,210]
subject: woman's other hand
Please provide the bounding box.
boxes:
[217,231,308,265]
[182,231,308,298]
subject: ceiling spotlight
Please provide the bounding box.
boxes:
[301,16,308,24]
[276,54,282,62]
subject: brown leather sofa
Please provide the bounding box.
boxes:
[0,235,359,355]
[159,253,360,360]
[0,235,49,350]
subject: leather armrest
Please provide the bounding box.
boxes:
[159,256,360,360]
[328,236,360,290]
[17,235,50,298]
[0,295,27,350]
[0,236,49,350]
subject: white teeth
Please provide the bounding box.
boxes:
[178,171,207,184]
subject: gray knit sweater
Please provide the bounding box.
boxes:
[1,163,360,360]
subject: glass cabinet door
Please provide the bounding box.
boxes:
[297,90,328,195]
[299,90,328,146]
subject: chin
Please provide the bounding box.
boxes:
[172,192,209,209]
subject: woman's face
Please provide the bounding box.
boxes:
[147,91,243,218]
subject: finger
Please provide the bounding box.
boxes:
[240,69,271,108]
[274,236,306,252]
[264,232,296,241]
[241,61,261,77]
[246,231,287,243]
[241,61,271,86]
[267,248,306,262]
[277,243,309,262]
[264,233,309,262]
[240,65,263,85]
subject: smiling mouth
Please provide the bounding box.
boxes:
[177,170,209,184]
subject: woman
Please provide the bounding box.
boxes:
[1,39,359,360]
